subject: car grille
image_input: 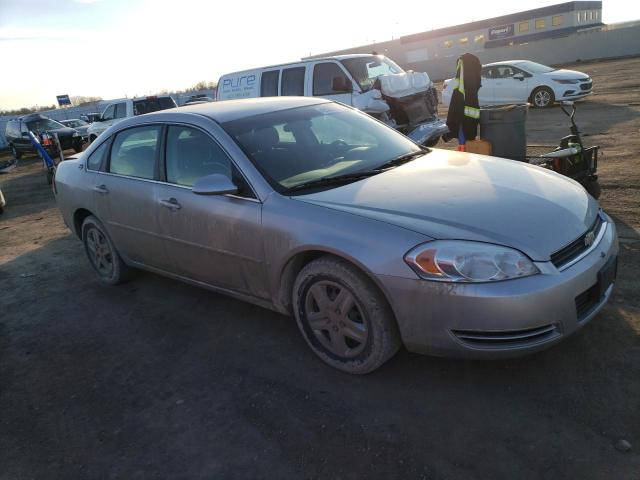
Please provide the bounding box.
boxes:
[451,324,560,349]
[575,283,600,321]
[550,214,603,269]
[580,81,592,91]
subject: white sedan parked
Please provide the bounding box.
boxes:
[442,60,592,108]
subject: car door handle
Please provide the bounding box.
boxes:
[93,184,109,194]
[159,198,182,210]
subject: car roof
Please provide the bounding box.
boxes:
[171,96,330,123]
[20,113,49,122]
[484,60,530,67]
[221,53,380,76]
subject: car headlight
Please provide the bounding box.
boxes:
[404,240,539,283]
[552,78,580,84]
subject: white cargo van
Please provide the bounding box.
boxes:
[217,54,447,146]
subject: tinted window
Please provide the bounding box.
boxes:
[165,126,231,187]
[261,71,280,97]
[133,97,176,115]
[102,104,115,121]
[86,141,109,171]
[6,121,19,137]
[114,103,127,119]
[109,125,161,179]
[313,63,350,96]
[281,67,305,96]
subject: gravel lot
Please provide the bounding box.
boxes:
[1,57,639,479]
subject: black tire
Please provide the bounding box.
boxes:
[531,86,555,108]
[293,256,401,374]
[585,178,601,199]
[423,136,441,148]
[10,144,22,160]
[81,215,130,285]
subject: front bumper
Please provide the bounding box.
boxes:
[377,214,618,358]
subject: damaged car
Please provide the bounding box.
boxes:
[217,54,447,146]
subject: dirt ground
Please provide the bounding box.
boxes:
[1,57,639,479]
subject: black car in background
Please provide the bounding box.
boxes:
[5,114,83,159]
[60,119,90,141]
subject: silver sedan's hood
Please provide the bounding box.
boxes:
[293,149,600,260]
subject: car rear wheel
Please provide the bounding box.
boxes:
[293,256,401,374]
[82,215,130,285]
[531,87,555,108]
[10,144,22,160]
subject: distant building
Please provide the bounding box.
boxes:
[305,1,605,79]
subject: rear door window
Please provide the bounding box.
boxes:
[261,71,280,97]
[109,125,161,179]
[86,140,110,171]
[281,67,306,96]
[313,63,351,95]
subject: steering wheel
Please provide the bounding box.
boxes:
[330,139,349,150]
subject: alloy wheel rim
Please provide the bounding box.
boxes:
[303,280,368,358]
[86,227,114,276]
[535,90,551,107]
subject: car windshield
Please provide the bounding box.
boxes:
[513,61,556,74]
[341,56,405,91]
[221,102,422,193]
[25,118,66,132]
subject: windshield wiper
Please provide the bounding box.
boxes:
[375,149,427,170]
[286,170,381,193]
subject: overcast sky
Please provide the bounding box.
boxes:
[0,0,637,110]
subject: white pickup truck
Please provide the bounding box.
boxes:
[87,95,177,142]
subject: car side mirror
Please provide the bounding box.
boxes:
[332,77,353,93]
[192,174,238,196]
[513,73,525,81]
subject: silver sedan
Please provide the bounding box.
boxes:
[54,97,618,373]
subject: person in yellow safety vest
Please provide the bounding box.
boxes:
[444,53,482,148]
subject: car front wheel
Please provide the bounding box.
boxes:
[82,215,130,284]
[531,87,555,108]
[293,256,401,374]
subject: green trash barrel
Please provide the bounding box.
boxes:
[480,104,529,161]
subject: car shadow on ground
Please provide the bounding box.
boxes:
[1,235,638,479]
